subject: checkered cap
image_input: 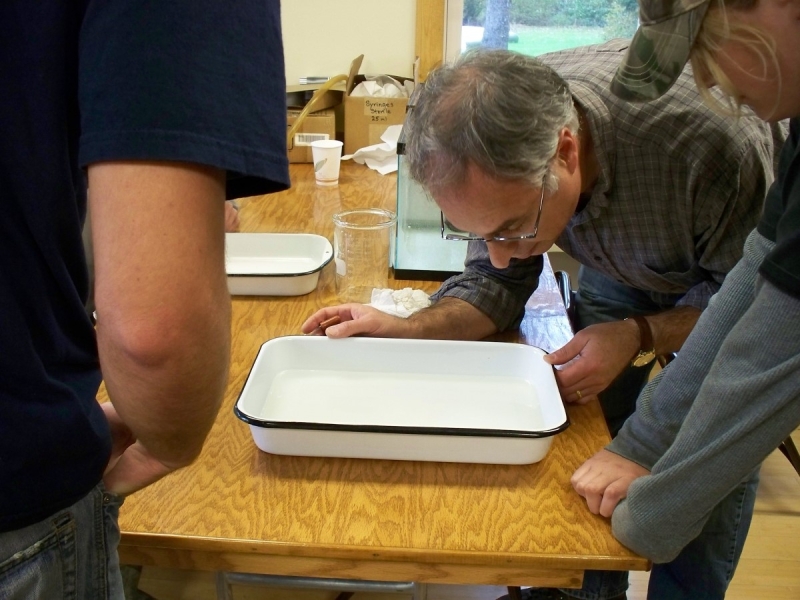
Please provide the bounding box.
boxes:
[611,0,710,102]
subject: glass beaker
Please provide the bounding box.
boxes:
[332,208,397,304]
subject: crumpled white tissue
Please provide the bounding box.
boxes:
[350,75,415,98]
[342,125,402,175]
[368,287,431,318]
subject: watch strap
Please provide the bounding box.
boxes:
[630,315,654,354]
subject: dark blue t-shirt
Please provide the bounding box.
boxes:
[0,0,289,532]
[759,118,800,298]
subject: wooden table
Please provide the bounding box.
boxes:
[116,162,649,591]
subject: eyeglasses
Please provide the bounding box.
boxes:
[440,183,545,242]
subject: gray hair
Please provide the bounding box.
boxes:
[405,49,579,194]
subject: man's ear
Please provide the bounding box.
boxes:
[555,127,579,175]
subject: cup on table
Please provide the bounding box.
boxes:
[333,208,397,304]
[311,139,344,186]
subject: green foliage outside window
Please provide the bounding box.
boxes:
[464,0,639,56]
[468,0,638,30]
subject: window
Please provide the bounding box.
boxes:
[444,0,639,60]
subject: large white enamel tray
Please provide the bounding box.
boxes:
[225,233,333,296]
[234,336,569,464]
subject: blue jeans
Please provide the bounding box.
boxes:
[575,265,685,437]
[561,266,759,599]
[0,484,124,600]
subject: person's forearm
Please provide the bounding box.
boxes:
[429,243,543,332]
[609,231,772,470]
[406,297,497,340]
[90,161,230,469]
[96,295,230,468]
[639,305,700,356]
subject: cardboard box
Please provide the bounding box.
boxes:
[343,55,415,155]
[344,89,409,155]
[286,109,336,164]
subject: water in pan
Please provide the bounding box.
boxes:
[261,369,545,431]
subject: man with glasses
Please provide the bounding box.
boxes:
[307,41,779,429]
[303,44,783,598]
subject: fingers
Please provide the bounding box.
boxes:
[553,371,598,404]
[103,441,175,497]
[576,480,626,517]
[568,390,598,405]
[300,305,384,339]
[571,450,649,517]
[552,356,604,404]
[301,307,351,334]
[543,337,583,366]
[598,482,628,517]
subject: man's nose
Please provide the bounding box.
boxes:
[486,241,516,269]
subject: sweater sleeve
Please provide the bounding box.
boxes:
[610,277,800,563]
[608,230,770,468]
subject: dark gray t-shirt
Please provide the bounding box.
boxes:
[759,118,800,298]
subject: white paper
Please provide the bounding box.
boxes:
[341,125,403,175]
[350,75,413,98]
[368,287,431,318]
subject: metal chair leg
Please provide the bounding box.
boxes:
[778,435,800,477]
[507,586,523,600]
[215,572,234,600]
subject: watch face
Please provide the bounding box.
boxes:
[632,351,657,367]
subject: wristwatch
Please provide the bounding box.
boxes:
[626,315,656,367]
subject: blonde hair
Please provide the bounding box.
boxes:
[690,0,781,116]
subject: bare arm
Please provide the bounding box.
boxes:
[90,161,229,495]
[546,306,700,404]
[302,297,497,340]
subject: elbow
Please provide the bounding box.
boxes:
[161,444,204,471]
[96,300,229,370]
[611,503,688,564]
[97,311,189,370]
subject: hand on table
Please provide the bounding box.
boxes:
[301,304,412,338]
[544,319,639,404]
[100,402,176,497]
[224,200,240,232]
[571,449,650,517]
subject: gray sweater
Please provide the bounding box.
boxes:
[607,231,800,562]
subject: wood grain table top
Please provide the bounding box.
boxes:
[114,163,648,587]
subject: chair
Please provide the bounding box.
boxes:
[554,270,576,328]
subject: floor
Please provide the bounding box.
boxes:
[133,430,800,600]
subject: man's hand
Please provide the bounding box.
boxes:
[224,201,240,232]
[301,304,412,338]
[571,449,650,517]
[544,320,640,403]
[100,402,174,496]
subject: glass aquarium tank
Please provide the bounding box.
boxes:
[394,120,467,281]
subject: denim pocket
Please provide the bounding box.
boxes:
[0,513,77,600]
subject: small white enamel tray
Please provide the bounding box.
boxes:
[234,336,569,464]
[225,233,333,296]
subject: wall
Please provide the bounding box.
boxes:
[281,0,417,85]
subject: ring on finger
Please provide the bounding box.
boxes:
[576,389,583,400]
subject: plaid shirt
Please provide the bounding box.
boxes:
[432,40,785,332]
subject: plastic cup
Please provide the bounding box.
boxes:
[311,140,344,186]
[333,208,397,304]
